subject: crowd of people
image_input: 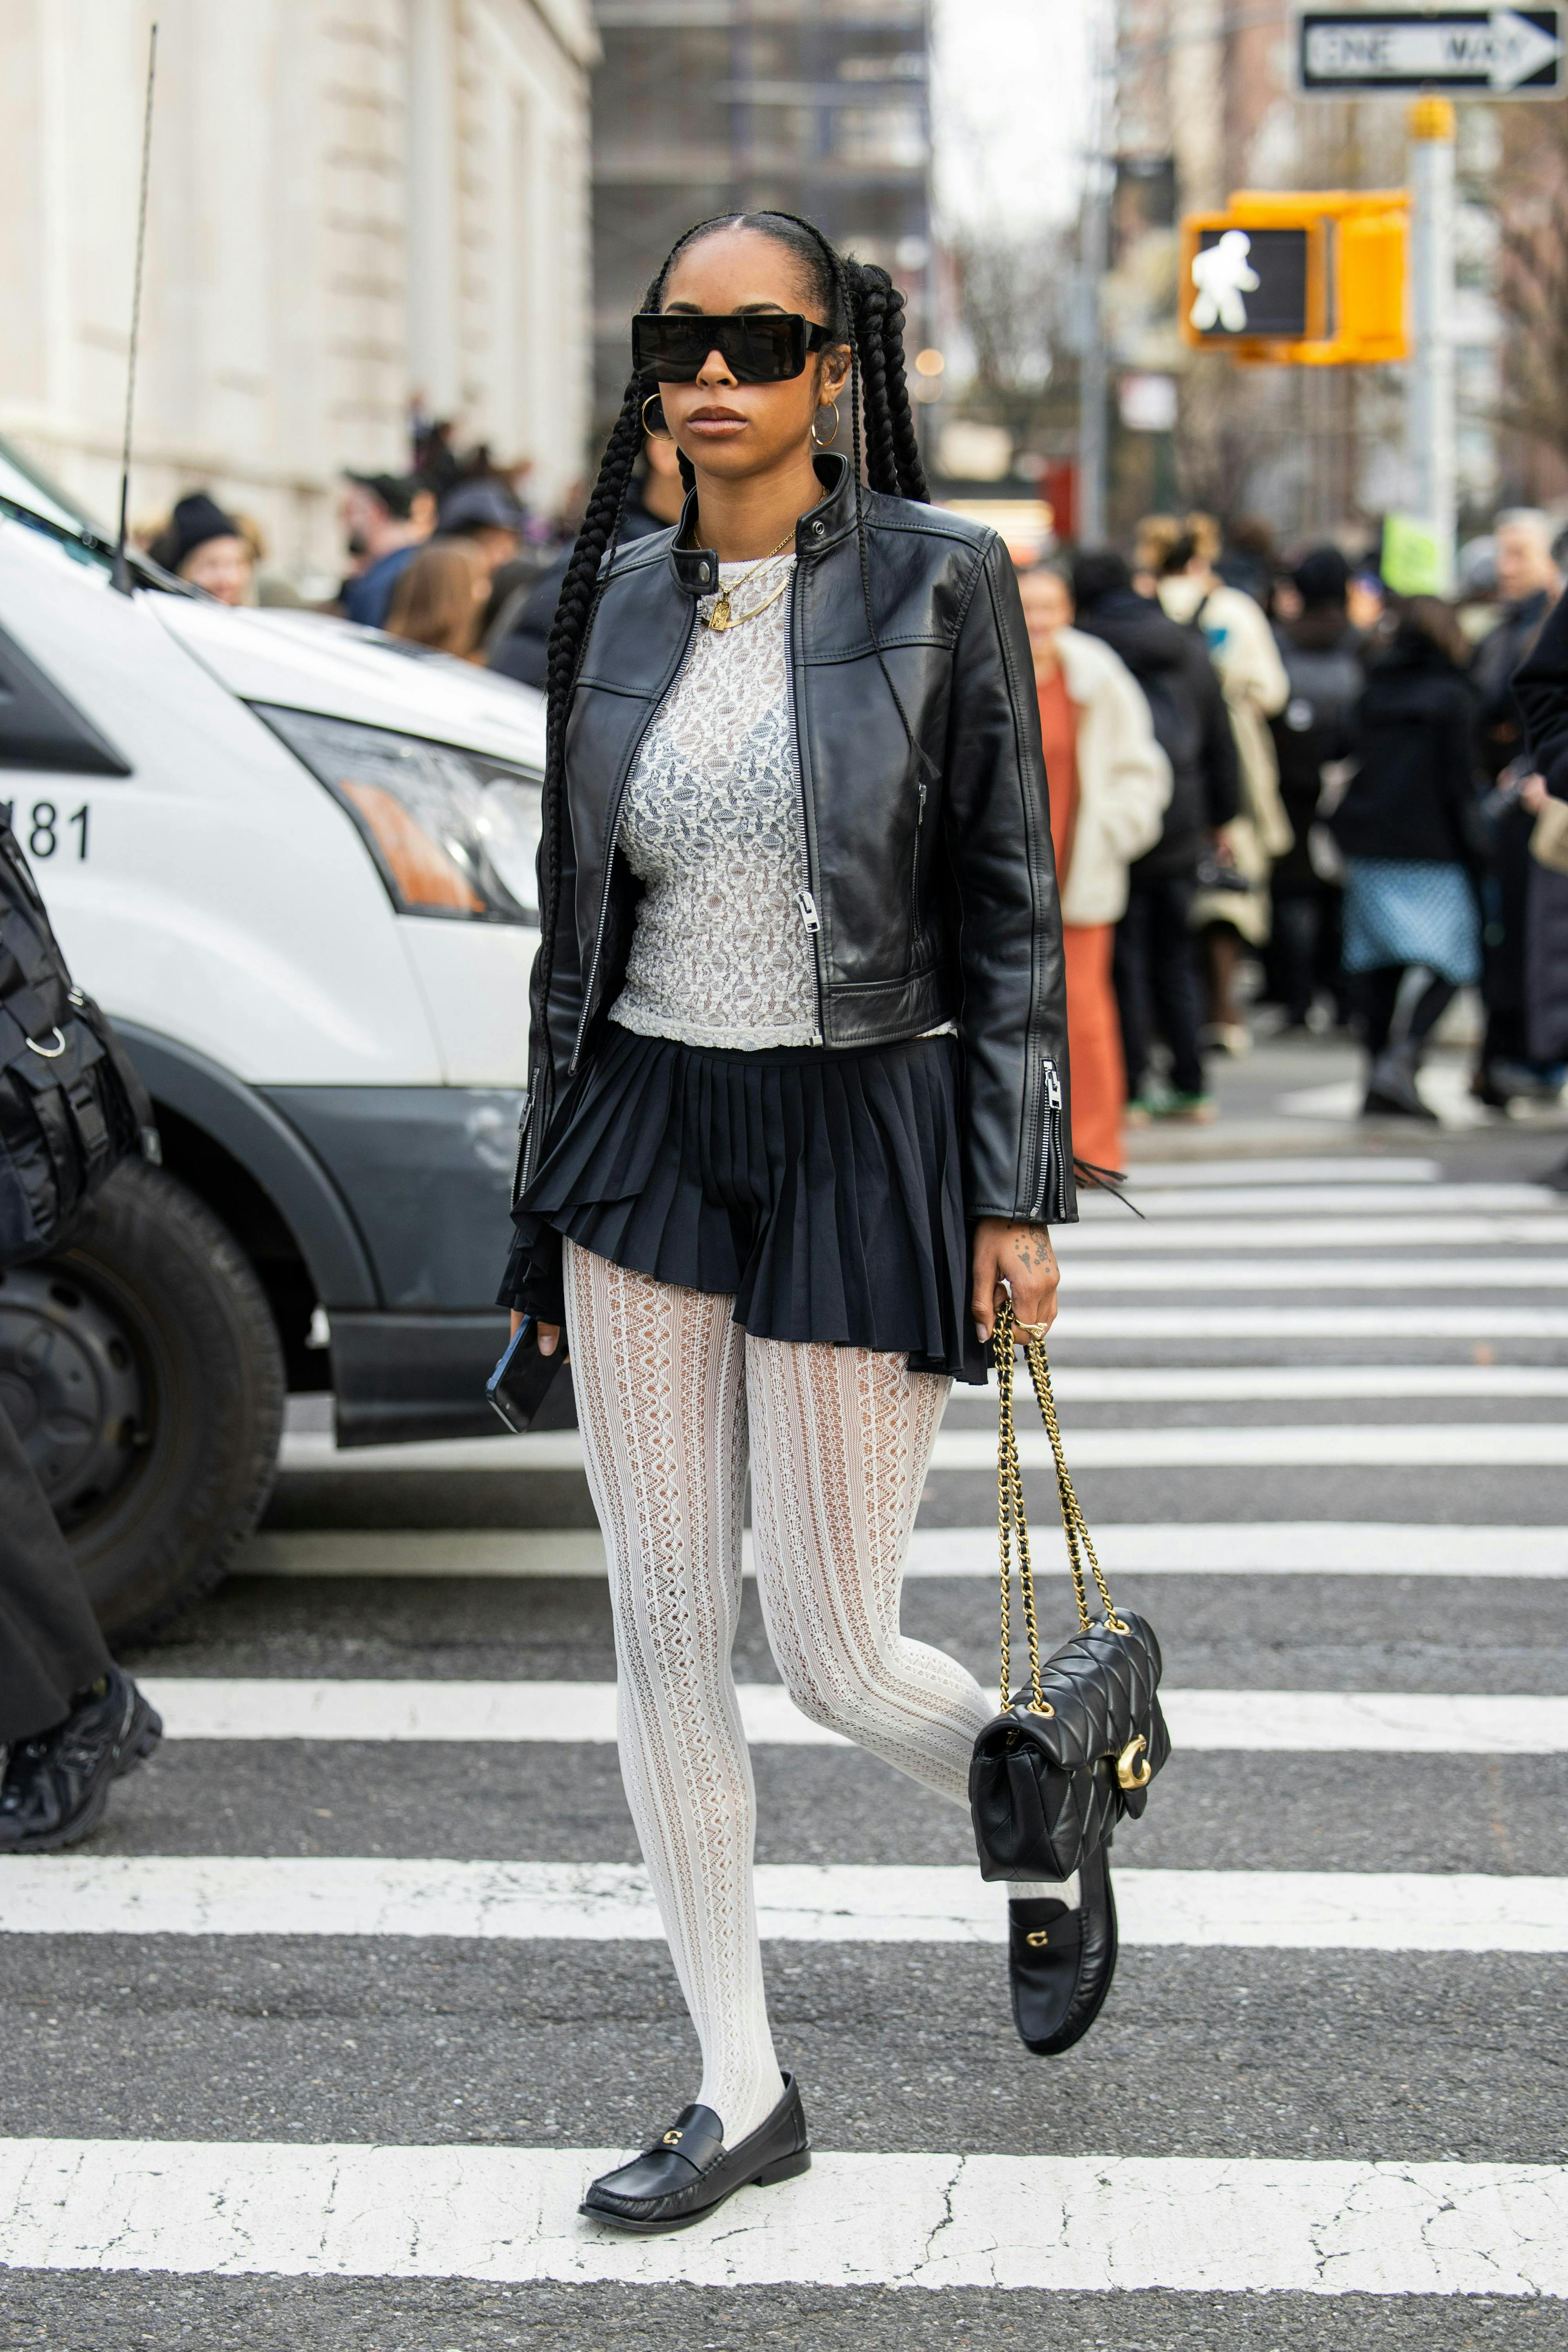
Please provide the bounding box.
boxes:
[1011,503,1568,1170]
[140,442,1568,1169]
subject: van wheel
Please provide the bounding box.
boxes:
[0,1159,285,1641]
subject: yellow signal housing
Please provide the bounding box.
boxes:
[1180,190,1408,366]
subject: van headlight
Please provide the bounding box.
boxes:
[255,706,541,923]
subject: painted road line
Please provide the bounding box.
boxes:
[1014,1364,1568,1400]
[136,1679,1568,1755]
[1,2140,1564,2295]
[1080,1183,1555,1219]
[236,1522,1568,1580]
[1129,1157,1442,1186]
[275,1415,1568,1478]
[1026,1258,1568,1290]
[934,1424,1568,1469]
[1054,1216,1568,1252]
[3,1859,1566,1951]
[1049,1307,1568,1338]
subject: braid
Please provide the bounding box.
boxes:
[772,217,940,784]
[876,279,930,503]
[527,267,669,1137]
[846,261,898,495]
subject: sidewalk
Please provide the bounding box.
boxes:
[1123,1029,1568,1174]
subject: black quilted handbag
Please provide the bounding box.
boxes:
[969,1296,1170,1882]
[0,818,157,1263]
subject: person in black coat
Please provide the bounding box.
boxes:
[1506,586,1568,1183]
[0,822,163,1848]
[488,432,688,688]
[1071,550,1240,1119]
[1267,547,1363,1028]
[1470,513,1562,1105]
[1330,598,1485,1120]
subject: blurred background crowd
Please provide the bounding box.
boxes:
[131,454,1568,1181]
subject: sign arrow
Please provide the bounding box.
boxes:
[1301,8,1563,93]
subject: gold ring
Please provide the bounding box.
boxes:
[1014,1318,1051,1335]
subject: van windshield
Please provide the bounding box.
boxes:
[0,434,104,538]
[0,434,187,590]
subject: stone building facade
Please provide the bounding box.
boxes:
[0,0,597,587]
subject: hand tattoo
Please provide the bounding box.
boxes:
[1009,1223,1057,1272]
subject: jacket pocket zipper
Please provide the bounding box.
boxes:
[1040,1056,1069,1221]
[906,779,927,975]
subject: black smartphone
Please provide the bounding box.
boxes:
[487,1317,568,1434]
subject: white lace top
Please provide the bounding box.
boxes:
[610,552,822,1050]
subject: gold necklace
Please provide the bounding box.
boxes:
[702,526,796,633]
[699,490,827,631]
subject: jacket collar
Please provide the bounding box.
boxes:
[668,452,855,597]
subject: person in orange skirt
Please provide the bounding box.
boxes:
[1018,562,1173,1171]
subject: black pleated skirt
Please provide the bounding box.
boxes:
[499,1022,988,1383]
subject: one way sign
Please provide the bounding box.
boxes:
[1299,8,1563,94]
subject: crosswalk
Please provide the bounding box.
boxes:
[6,1147,1568,2343]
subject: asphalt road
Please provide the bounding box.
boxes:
[4,1065,1567,2349]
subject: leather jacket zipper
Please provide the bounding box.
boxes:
[1040,1056,1069,1222]
[788,559,828,1039]
[906,777,927,975]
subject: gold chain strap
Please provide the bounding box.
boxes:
[994,1294,1129,1717]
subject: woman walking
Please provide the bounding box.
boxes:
[501,212,1092,2235]
[1018,561,1171,1173]
[1331,596,1484,1119]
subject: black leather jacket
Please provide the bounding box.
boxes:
[522,452,1074,1225]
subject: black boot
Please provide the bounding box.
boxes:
[0,1668,163,1852]
[580,2074,811,2235]
[1362,1045,1438,1122]
[1008,1841,1118,2056]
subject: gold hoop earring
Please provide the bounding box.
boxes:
[641,393,670,438]
[811,399,841,449]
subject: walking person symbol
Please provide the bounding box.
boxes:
[1190,229,1260,333]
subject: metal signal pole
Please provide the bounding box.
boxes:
[1077,0,1113,548]
[1406,95,1457,586]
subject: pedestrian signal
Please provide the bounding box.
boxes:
[1180,192,1407,364]
[1189,226,1313,340]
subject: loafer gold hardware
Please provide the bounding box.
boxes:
[1025,1928,1050,1947]
[662,2128,684,2145]
[1116,1735,1152,1791]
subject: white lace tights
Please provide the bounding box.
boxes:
[564,1239,1074,2145]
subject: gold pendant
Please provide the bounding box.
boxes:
[706,595,731,632]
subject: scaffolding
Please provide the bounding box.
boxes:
[591,0,934,423]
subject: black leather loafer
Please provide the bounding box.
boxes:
[0,1668,163,1853]
[580,2073,811,2235]
[1008,1840,1118,2056]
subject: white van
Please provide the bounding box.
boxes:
[0,445,550,1639]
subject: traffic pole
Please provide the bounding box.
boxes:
[1405,96,1457,588]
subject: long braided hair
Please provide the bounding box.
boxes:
[527,211,930,1130]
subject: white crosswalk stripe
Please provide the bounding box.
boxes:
[11,1151,1568,2325]
[3,2139,1564,2295]
[277,1412,1568,1475]
[5,1858,1566,1951]
[240,1522,1568,1577]
[137,1677,1568,1753]
[6,2145,1561,2286]
[1058,1212,1568,1248]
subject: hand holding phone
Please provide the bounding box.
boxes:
[488,1316,568,1434]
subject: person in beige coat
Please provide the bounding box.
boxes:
[1141,514,1292,1052]
[1020,564,1172,1167]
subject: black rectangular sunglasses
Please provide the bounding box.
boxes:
[632,312,835,385]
